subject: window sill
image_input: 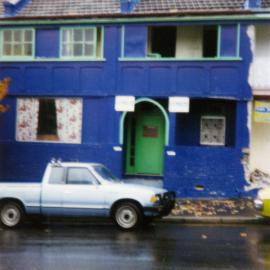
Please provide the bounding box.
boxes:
[1,57,35,61]
[118,57,242,62]
[36,134,59,141]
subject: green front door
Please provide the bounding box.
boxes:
[125,103,165,176]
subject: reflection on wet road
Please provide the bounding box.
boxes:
[0,223,270,270]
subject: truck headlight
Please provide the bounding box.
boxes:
[150,194,162,203]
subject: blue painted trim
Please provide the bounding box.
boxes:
[4,0,31,17]
[120,0,140,13]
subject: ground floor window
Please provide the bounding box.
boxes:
[16,97,82,143]
[175,99,236,147]
[200,116,226,146]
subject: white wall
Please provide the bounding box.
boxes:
[176,26,203,58]
[250,112,270,175]
[248,25,270,175]
[248,25,270,91]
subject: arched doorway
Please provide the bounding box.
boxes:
[121,98,169,176]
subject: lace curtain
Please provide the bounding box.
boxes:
[16,98,82,143]
[55,98,82,143]
[16,98,39,141]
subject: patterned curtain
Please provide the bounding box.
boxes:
[55,98,82,143]
[16,98,39,141]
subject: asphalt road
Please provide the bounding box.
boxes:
[0,221,269,270]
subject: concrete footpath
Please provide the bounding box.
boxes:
[163,199,268,224]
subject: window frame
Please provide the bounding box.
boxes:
[60,26,103,60]
[48,166,66,185]
[66,167,100,185]
[15,97,83,144]
[120,24,241,61]
[200,115,226,146]
[1,28,35,59]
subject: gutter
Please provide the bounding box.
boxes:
[2,11,270,25]
[1,9,251,20]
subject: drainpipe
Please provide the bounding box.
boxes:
[120,0,140,13]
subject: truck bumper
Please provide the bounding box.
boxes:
[144,192,176,217]
[254,199,264,212]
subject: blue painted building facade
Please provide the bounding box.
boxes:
[0,0,266,198]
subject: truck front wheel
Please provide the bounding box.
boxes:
[113,202,142,230]
[0,202,24,228]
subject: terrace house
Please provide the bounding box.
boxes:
[0,0,269,198]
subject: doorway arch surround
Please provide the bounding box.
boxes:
[119,98,170,146]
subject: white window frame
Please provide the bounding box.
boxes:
[1,28,35,59]
[60,27,99,59]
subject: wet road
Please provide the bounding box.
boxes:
[0,222,270,270]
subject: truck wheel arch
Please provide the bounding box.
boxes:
[0,198,26,213]
[110,199,144,230]
[110,199,143,217]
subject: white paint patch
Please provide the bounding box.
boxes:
[113,146,122,152]
[167,151,176,156]
[6,0,20,4]
[258,187,270,200]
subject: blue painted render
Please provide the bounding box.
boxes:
[3,0,31,16]
[0,22,253,199]
[245,0,262,9]
[124,25,147,57]
[120,0,140,13]
[220,25,238,57]
[36,29,60,58]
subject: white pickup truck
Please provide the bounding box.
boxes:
[0,161,175,230]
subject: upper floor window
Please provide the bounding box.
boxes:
[148,25,218,59]
[2,29,34,58]
[61,27,102,58]
[123,24,239,60]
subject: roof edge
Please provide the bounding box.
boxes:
[0,9,252,21]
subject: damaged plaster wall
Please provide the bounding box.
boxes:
[250,117,270,175]
[248,24,270,90]
[246,24,270,190]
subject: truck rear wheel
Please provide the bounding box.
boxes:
[0,202,24,228]
[113,202,142,230]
